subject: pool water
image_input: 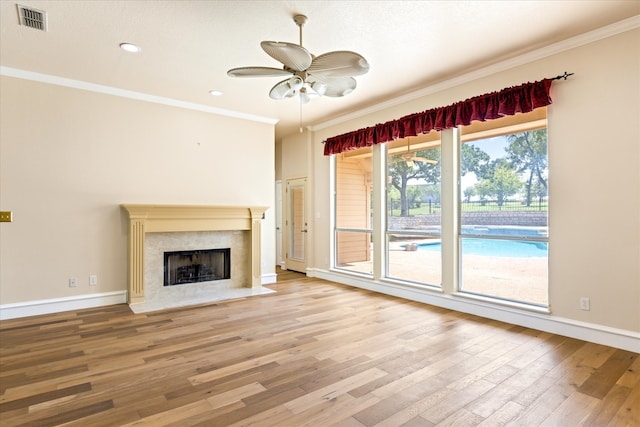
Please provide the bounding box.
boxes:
[418,238,548,258]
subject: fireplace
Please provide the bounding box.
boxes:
[121,204,269,310]
[164,248,230,286]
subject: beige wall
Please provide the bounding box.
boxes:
[278,131,312,268]
[0,76,275,303]
[280,131,309,180]
[309,29,640,333]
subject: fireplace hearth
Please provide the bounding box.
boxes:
[164,248,230,286]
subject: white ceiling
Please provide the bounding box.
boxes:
[1,1,638,141]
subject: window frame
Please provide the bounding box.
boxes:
[456,114,549,307]
[329,108,549,309]
[383,138,443,287]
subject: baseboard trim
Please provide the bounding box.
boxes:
[0,291,128,321]
[262,273,277,285]
[307,268,640,353]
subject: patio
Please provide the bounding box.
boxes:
[337,241,548,306]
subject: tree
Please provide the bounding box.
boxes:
[460,143,491,202]
[473,164,522,208]
[406,185,425,208]
[531,180,548,207]
[421,183,440,203]
[461,143,491,179]
[388,147,440,217]
[463,186,476,202]
[387,186,400,215]
[505,129,548,206]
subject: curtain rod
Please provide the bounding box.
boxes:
[552,71,574,80]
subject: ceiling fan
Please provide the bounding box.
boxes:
[227,14,369,104]
[392,139,438,167]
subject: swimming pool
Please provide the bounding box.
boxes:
[418,238,548,258]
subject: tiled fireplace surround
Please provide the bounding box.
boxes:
[122,205,272,313]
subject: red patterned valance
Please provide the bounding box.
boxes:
[324,78,553,156]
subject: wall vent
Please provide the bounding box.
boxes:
[17,4,48,31]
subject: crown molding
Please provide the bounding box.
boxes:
[309,15,640,133]
[0,66,279,126]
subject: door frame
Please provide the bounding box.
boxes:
[275,180,283,268]
[284,177,308,273]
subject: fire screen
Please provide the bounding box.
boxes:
[164,248,230,286]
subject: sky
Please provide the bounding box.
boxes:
[470,135,508,160]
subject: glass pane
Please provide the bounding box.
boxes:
[387,235,441,285]
[335,151,372,229]
[335,230,372,275]
[460,237,548,306]
[290,185,305,260]
[386,139,441,286]
[459,129,548,306]
[460,130,548,233]
[335,148,373,275]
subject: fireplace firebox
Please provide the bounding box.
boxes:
[164,248,230,286]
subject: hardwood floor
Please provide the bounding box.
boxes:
[1,270,638,426]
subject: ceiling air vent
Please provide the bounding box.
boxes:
[17,4,48,31]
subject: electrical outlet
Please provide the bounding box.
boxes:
[89,275,98,286]
[69,277,78,288]
[580,297,590,311]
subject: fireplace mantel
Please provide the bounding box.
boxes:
[122,204,268,305]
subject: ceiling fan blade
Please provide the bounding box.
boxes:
[308,51,370,78]
[261,41,312,71]
[390,155,415,167]
[269,76,304,100]
[227,67,293,78]
[413,157,438,164]
[313,76,357,97]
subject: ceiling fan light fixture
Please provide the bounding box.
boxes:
[270,77,303,99]
[311,81,327,96]
[300,88,311,104]
[287,76,304,91]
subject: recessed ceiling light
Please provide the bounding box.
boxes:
[119,42,141,53]
[209,90,223,96]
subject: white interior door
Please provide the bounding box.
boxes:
[275,181,283,268]
[285,177,307,273]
